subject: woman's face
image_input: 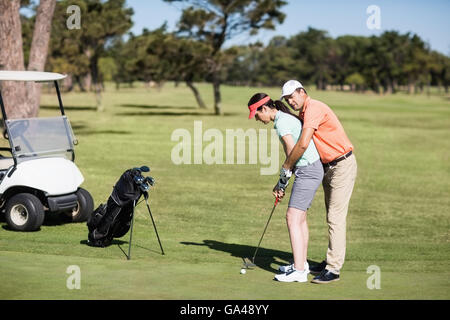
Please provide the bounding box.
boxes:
[254,105,271,124]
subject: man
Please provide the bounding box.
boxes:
[275,80,357,284]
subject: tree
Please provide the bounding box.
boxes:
[224,42,264,86]
[402,34,430,94]
[333,36,369,90]
[165,0,286,115]
[48,0,133,109]
[0,0,56,119]
[345,72,365,92]
[255,36,296,87]
[287,27,334,90]
[162,34,212,109]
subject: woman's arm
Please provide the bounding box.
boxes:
[282,127,315,170]
[275,134,296,200]
[281,134,296,158]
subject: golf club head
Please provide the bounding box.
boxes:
[132,166,150,174]
[144,176,155,186]
[242,257,256,269]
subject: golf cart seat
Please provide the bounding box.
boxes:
[0,157,14,170]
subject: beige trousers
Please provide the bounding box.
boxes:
[322,153,357,273]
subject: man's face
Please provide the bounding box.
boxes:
[285,89,305,111]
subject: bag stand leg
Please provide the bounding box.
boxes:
[127,200,136,260]
[145,197,165,255]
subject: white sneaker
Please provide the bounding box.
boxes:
[274,268,308,283]
[279,261,310,274]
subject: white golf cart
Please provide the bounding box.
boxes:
[0,71,93,231]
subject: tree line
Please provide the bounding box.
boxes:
[3,0,449,118]
[49,1,449,103]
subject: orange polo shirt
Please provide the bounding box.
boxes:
[299,97,353,164]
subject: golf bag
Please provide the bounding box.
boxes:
[87,167,154,248]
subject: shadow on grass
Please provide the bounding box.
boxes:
[79,237,162,260]
[0,211,75,231]
[181,240,321,274]
[41,105,97,111]
[70,121,131,136]
[42,211,74,227]
[75,129,132,136]
[116,111,239,117]
[120,104,197,110]
[79,239,128,246]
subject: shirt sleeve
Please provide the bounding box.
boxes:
[303,102,325,130]
[276,115,298,138]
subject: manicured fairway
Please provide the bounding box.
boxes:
[0,83,449,299]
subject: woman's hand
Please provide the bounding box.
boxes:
[272,189,285,200]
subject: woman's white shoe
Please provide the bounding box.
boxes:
[278,261,310,274]
[274,268,308,283]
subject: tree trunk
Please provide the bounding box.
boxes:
[0,0,27,119]
[63,74,74,92]
[186,80,206,109]
[26,0,56,118]
[408,76,415,94]
[392,79,397,94]
[83,73,92,91]
[212,75,222,115]
[0,0,55,119]
[75,75,87,92]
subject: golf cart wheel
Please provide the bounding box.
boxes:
[69,188,94,222]
[5,193,45,231]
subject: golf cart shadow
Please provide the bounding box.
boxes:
[42,210,84,227]
[0,210,81,231]
[181,240,302,273]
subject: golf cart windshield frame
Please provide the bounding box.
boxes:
[0,80,75,165]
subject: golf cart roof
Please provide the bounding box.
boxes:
[0,71,67,82]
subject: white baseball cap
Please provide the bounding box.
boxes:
[281,80,304,99]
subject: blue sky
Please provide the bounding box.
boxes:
[127,0,450,55]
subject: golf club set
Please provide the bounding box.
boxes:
[87,166,164,259]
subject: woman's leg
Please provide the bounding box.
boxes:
[286,207,308,271]
[301,216,309,266]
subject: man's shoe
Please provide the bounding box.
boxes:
[309,260,327,275]
[311,269,340,284]
[279,261,310,274]
[274,268,308,283]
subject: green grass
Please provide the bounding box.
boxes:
[0,82,449,299]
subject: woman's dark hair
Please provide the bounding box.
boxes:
[248,93,297,118]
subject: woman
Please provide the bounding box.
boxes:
[247,93,324,283]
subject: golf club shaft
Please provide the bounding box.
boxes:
[252,197,279,263]
[146,200,165,255]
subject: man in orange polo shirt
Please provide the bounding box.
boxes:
[275,80,357,284]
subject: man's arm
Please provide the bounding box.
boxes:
[282,127,315,169]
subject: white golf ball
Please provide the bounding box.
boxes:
[240,268,246,274]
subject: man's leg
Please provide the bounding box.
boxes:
[323,154,357,273]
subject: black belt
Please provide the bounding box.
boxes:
[323,151,352,169]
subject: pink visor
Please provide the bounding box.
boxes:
[248,96,270,119]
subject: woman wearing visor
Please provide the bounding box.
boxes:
[247,93,324,283]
